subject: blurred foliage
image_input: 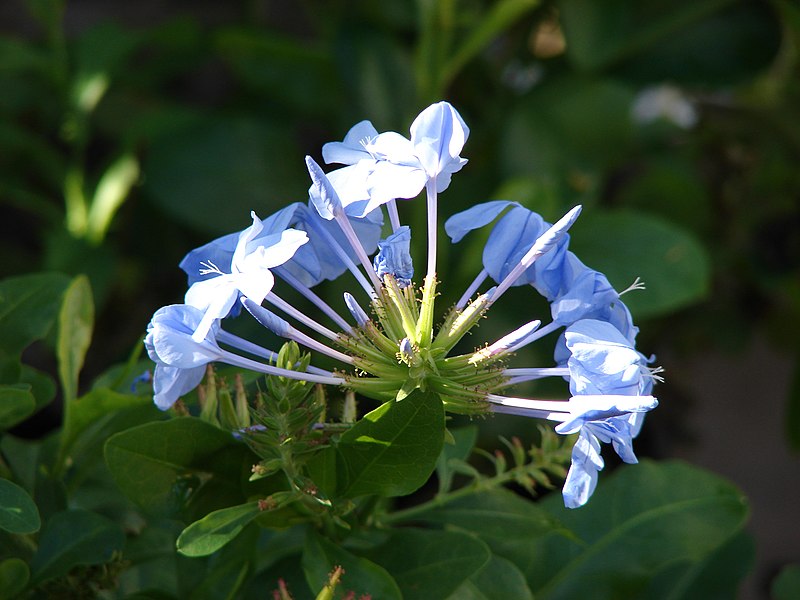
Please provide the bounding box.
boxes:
[1,0,799,597]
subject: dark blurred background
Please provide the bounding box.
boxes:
[1,0,798,597]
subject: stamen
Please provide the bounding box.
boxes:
[266,292,340,341]
[198,260,224,276]
[620,276,646,295]
[274,267,352,332]
[456,269,489,310]
[469,320,541,365]
[242,299,354,365]
[387,200,402,232]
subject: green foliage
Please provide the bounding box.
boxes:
[302,531,402,600]
[368,528,491,599]
[0,558,29,600]
[177,502,262,558]
[0,478,40,534]
[104,417,255,517]
[335,389,445,498]
[29,509,125,585]
[0,0,793,596]
[56,274,94,403]
[773,564,800,600]
[569,209,711,318]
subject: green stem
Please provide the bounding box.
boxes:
[379,466,524,526]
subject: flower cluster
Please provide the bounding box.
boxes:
[145,101,660,508]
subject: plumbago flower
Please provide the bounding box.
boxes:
[145,101,660,508]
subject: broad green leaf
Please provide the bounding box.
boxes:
[30,509,125,584]
[414,488,563,576]
[104,417,251,515]
[569,209,711,318]
[773,565,800,600]
[0,383,35,429]
[302,530,402,600]
[57,275,94,403]
[641,530,754,599]
[446,555,534,600]
[0,272,70,357]
[436,425,478,494]
[369,528,491,600]
[0,477,40,534]
[177,501,261,557]
[60,387,155,464]
[336,389,445,498]
[502,77,636,181]
[528,460,749,598]
[0,558,29,600]
[144,117,305,235]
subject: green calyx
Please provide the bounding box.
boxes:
[341,275,503,414]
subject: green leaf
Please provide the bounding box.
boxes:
[302,530,402,600]
[773,564,800,600]
[569,209,711,318]
[336,389,445,498]
[177,501,261,557]
[0,477,40,534]
[104,417,251,516]
[446,555,534,600]
[60,387,155,464]
[369,528,491,600]
[436,425,478,494]
[215,28,341,117]
[0,558,29,600]
[57,275,94,403]
[642,530,754,599]
[0,384,36,430]
[529,460,750,598]
[144,117,305,235]
[414,488,563,575]
[0,272,70,357]
[559,0,781,85]
[86,153,140,244]
[30,509,125,584]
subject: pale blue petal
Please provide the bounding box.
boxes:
[562,429,603,509]
[242,298,291,337]
[551,255,619,326]
[409,101,470,180]
[306,155,341,220]
[152,363,205,411]
[148,305,221,369]
[373,226,414,287]
[322,120,379,165]
[444,200,518,243]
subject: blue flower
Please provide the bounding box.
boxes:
[373,226,414,287]
[445,200,570,299]
[556,394,658,508]
[145,304,222,410]
[184,212,308,342]
[180,203,383,291]
[556,319,658,507]
[564,319,652,396]
[317,101,469,216]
